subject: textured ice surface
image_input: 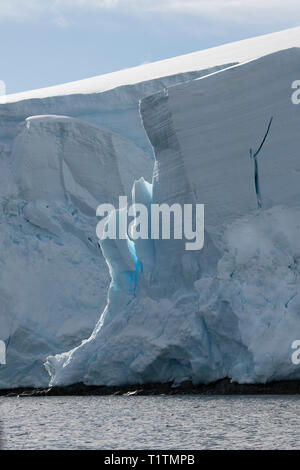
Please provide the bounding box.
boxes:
[13,115,151,210]
[47,48,300,386]
[0,61,224,387]
[0,116,152,388]
[47,203,300,386]
[0,50,236,388]
[195,206,300,383]
[2,29,300,388]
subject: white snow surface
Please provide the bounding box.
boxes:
[1,27,300,388]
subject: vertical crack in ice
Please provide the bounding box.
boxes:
[249,116,273,209]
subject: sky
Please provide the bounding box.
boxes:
[1,0,300,95]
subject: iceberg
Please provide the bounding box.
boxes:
[1,27,300,388]
[47,46,300,386]
[0,64,231,388]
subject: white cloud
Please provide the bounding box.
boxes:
[0,0,118,18]
[0,0,300,25]
[52,15,69,28]
[135,0,300,24]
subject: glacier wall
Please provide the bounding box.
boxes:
[0,64,241,388]
[47,204,300,386]
[0,115,152,388]
[0,63,236,388]
[46,48,300,386]
[0,65,239,388]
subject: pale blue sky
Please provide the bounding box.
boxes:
[1,0,300,94]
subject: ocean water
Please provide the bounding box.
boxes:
[0,395,299,450]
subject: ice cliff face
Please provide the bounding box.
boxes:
[0,64,234,388]
[13,115,151,211]
[141,48,300,237]
[0,115,152,388]
[1,28,300,388]
[46,203,300,386]
[46,47,300,386]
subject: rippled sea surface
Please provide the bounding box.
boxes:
[0,395,299,449]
